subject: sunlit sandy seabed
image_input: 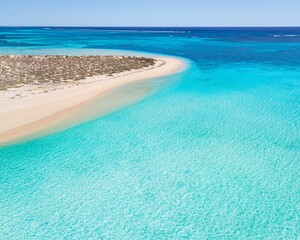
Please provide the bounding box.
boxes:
[0,27,299,239]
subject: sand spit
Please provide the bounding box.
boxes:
[0,56,185,145]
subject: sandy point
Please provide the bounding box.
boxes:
[0,57,186,145]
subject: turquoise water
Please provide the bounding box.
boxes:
[0,27,300,239]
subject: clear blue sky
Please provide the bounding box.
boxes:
[1,0,299,27]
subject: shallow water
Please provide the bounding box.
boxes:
[0,27,300,239]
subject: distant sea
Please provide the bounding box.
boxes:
[0,27,299,239]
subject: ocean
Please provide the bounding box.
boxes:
[0,27,299,239]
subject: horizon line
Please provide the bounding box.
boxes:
[1,26,300,28]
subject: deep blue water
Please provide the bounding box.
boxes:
[0,27,300,239]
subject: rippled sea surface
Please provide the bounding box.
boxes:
[0,27,300,239]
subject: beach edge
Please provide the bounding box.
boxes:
[0,57,186,145]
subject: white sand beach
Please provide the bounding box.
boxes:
[0,57,185,144]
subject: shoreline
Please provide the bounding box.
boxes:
[0,57,185,145]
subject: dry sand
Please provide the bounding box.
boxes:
[0,57,185,145]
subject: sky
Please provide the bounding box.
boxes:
[0,0,299,27]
